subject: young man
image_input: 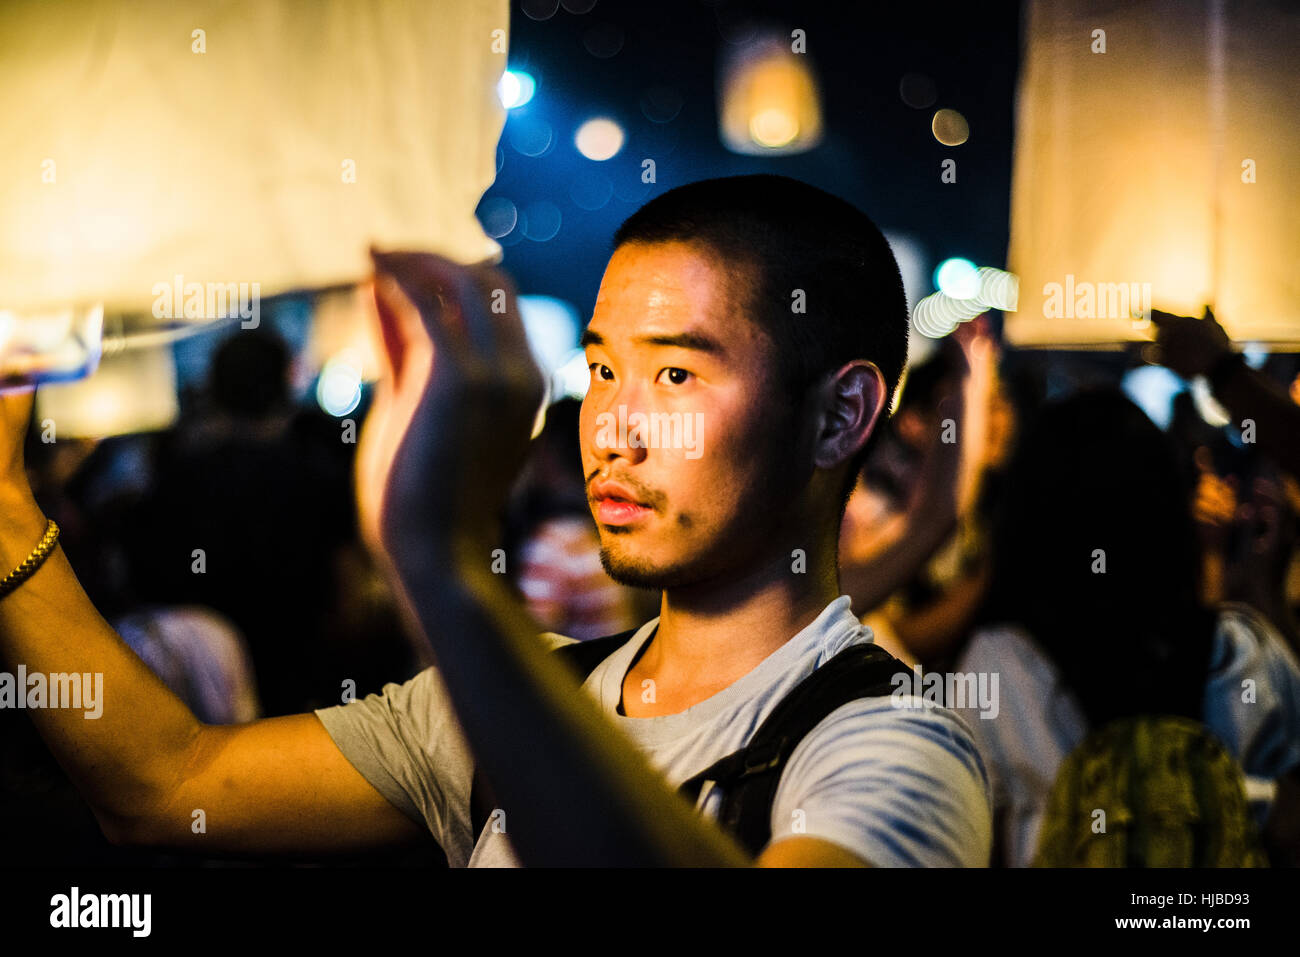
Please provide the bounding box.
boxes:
[0,175,991,867]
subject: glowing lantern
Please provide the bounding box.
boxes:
[719,32,823,156]
[0,0,509,432]
[1006,0,1300,346]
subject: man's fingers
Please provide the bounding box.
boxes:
[370,277,410,382]
[372,249,487,355]
[369,250,542,423]
[1149,307,1201,331]
[371,271,434,386]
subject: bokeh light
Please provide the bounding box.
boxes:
[497,70,536,110]
[749,108,799,148]
[316,352,364,417]
[935,257,980,299]
[518,295,581,382]
[477,196,519,239]
[932,108,970,146]
[521,0,560,21]
[899,73,937,109]
[975,267,1020,311]
[640,86,684,123]
[583,22,624,58]
[521,201,562,242]
[509,117,554,157]
[575,117,625,160]
[912,291,983,339]
[1121,364,1183,430]
[569,173,613,211]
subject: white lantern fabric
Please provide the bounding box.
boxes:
[1006,0,1300,346]
[0,0,509,317]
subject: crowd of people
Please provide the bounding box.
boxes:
[2,199,1298,868]
[840,309,1300,866]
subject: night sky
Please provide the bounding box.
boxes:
[487,0,1022,322]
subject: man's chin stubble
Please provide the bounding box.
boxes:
[598,543,698,591]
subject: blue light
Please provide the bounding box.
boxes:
[517,295,580,377]
[498,70,536,109]
[316,355,363,417]
[1121,365,1183,431]
[934,258,980,299]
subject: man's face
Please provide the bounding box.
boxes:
[579,241,809,589]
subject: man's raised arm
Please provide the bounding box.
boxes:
[360,251,759,867]
[0,389,426,856]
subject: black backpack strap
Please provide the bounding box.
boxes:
[677,642,910,857]
[468,626,647,841]
[550,627,645,680]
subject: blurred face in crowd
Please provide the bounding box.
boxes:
[579,240,812,590]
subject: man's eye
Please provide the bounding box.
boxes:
[589,363,614,381]
[658,367,691,386]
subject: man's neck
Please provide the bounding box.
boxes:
[621,546,841,716]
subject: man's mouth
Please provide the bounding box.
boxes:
[589,478,657,527]
[594,496,655,526]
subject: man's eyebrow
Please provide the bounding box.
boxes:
[579,329,727,355]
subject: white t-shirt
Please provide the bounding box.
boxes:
[954,602,1300,867]
[314,595,993,866]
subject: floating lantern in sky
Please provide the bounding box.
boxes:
[899,73,938,109]
[719,31,823,155]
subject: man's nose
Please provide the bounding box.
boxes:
[590,389,648,465]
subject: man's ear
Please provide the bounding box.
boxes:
[812,360,887,470]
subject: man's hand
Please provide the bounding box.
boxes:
[356,250,546,583]
[1149,306,1232,379]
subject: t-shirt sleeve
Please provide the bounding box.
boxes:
[314,666,478,863]
[767,700,994,867]
[312,632,578,867]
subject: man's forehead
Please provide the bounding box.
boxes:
[594,241,723,312]
[591,242,765,344]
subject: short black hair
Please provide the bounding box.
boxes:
[612,174,910,502]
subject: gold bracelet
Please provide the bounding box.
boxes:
[0,519,60,600]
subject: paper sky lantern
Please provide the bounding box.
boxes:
[719,31,823,156]
[0,0,509,320]
[2,0,508,433]
[1006,0,1300,346]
